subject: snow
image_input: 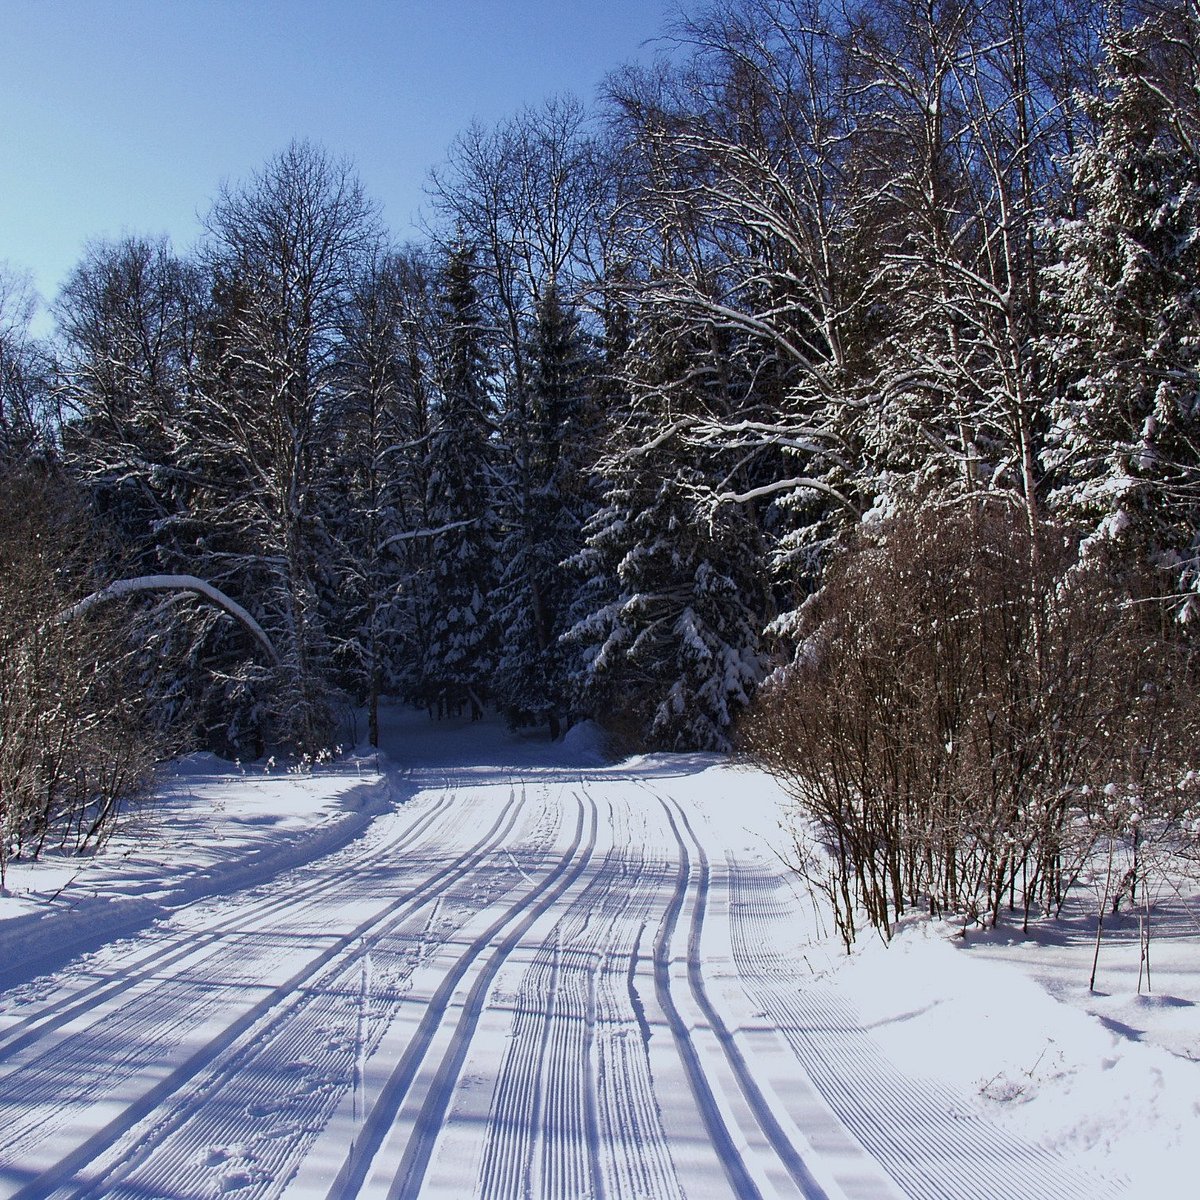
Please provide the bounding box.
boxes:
[0,709,1195,1198]
[557,718,611,765]
[701,764,1200,1198]
[0,750,393,992]
[834,923,1199,1195]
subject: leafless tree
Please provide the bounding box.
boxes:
[189,141,382,752]
[743,500,1199,946]
[0,265,51,463]
[0,468,162,886]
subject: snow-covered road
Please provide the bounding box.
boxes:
[0,718,1119,1199]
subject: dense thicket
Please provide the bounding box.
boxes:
[743,502,1199,947]
[5,0,1200,886]
[0,468,164,884]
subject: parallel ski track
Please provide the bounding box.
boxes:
[722,848,1122,1200]
[83,783,544,1200]
[646,788,831,1200]
[0,780,532,1200]
[322,786,599,1199]
[463,779,840,1200]
[78,784,538,1200]
[0,787,455,1065]
[472,794,683,1200]
[0,760,1130,1200]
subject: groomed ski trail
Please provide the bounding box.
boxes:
[0,717,1120,1200]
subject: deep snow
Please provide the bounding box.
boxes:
[0,708,1193,1198]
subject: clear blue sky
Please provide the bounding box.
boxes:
[0,0,680,326]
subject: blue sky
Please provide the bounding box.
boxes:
[0,0,678,325]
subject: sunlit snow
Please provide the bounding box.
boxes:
[0,708,1194,1198]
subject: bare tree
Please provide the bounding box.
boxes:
[605,1,883,589]
[189,141,382,752]
[743,500,1199,946]
[54,235,204,572]
[0,265,51,464]
[0,468,162,886]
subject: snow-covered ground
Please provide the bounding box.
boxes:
[0,708,1194,1198]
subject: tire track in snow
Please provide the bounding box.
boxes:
[0,784,528,1200]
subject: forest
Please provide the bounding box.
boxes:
[2,0,1199,938]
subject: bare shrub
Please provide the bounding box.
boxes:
[0,468,161,886]
[742,500,1198,947]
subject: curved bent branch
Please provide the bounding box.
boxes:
[58,574,280,666]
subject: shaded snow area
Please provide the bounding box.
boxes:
[0,709,1193,1198]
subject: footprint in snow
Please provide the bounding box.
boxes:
[219,1168,261,1192]
[246,1101,282,1119]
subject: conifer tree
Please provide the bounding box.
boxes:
[565,309,767,751]
[326,254,410,746]
[421,243,501,715]
[1044,15,1200,614]
[492,281,596,735]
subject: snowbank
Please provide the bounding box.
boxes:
[835,921,1199,1194]
[556,718,612,765]
[676,758,1200,1196]
[0,751,396,991]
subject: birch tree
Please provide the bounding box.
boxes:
[189,141,380,752]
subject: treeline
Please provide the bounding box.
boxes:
[2,0,1200,906]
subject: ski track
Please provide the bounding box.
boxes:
[467,795,676,1200]
[720,849,1123,1200]
[0,754,1124,1200]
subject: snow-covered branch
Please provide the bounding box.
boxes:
[57,575,280,665]
[378,518,478,551]
[716,476,860,516]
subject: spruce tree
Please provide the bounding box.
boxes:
[421,243,501,716]
[492,281,595,736]
[565,309,766,751]
[325,256,410,746]
[1044,19,1200,615]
